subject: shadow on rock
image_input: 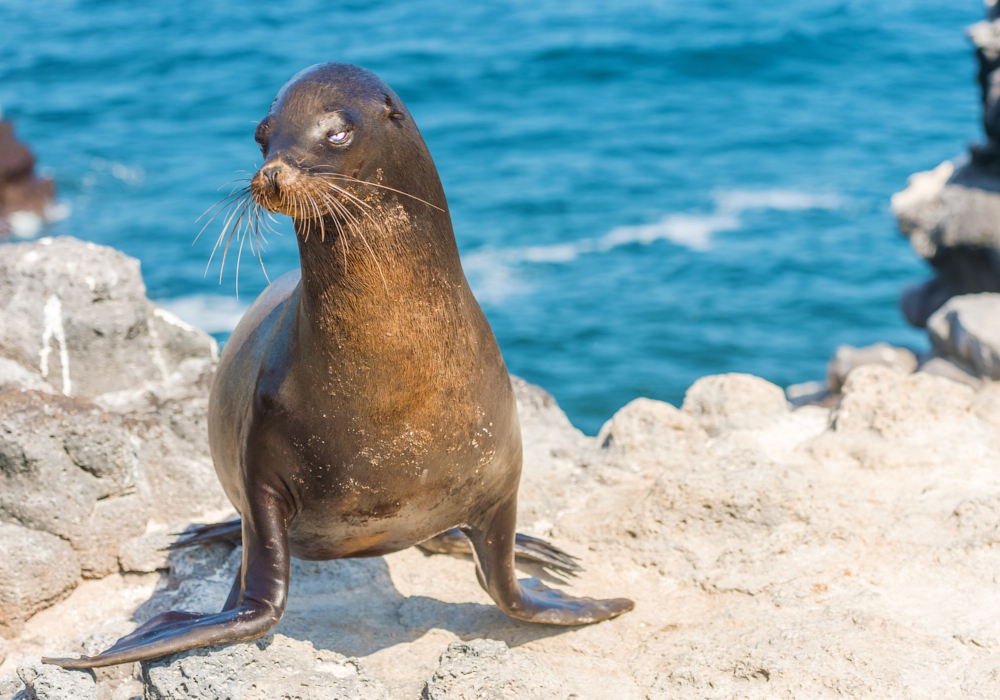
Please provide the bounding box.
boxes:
[130,542,570,665]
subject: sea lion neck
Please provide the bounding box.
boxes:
[291,204,472,355]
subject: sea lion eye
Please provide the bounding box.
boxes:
[254,120,271,154]
[327,130,351,145]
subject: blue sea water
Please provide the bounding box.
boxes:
[0,0,986,433]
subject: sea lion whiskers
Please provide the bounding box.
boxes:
[307,167,444,212]
[313,186,351,270]
[307,186,389,294]
[219,196,255,288]
[194,183,251,245]
[303,180,327,243]
[235,221,247,297]
[302,168,375,214]
[250,203,273,283]
[292,174,362,241]
[200,184,274,290]
[206,191,252,278]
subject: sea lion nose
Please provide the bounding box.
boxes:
[260,162,283,194]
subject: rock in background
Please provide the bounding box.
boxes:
[0,117,58,241]
[891,158,1000,328]
[927,292,1000,380]
[891,9,1000,329]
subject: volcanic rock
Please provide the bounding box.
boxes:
[141,635,389,700]
[0,524,79,636]
[16,657,96,700]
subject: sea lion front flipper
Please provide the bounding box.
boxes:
[416,528,582,575]
[463,496,634,626]
[43,495,289,669]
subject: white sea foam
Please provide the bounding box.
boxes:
[7,202,72,240]
[90,157,146,186]
[714,189,843,215]
[9,211,43,239]
[462,189,843,304]
[156,294,250,335]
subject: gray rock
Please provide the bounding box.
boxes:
[16,658,96,700]
[0,237,216,398]
[0,358,53,394]
[94,357,229,524]
[0,523,80,635]
[892,159,1000,262]
[784,380,832,408]
[0,238,228,594]
[0,389,147,578]
[927,293,1000,379]
[422,639,569,700]
[891,159,1000,326]
[827,343,918,394]
[681,373,789,437]
[0,675,24,700]
[117,528,176,574]
[141,635,389,700]
[918,356,984,389]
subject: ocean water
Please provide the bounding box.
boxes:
[0,0,985,433]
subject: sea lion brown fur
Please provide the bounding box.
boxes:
[45,63,633,668]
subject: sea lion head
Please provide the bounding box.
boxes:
[250,63,443,222]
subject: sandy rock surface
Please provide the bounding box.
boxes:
[422,639,584,700]
[5,368,995,699]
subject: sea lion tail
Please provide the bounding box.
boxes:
[166,519,243,550]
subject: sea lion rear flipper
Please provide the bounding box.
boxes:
[417,528,582,575]
[43,496,289,669]
[463,496,634,626]
[166,518,243,550]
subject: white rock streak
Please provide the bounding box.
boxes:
[39,294,71,395]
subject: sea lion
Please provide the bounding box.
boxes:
[46,62,632,668]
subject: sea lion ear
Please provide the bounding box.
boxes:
[383,94,406,121]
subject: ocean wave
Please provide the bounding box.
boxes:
[714,189,842,215]
[155,294,249,335]
[463,189,842,303]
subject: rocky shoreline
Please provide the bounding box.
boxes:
[0,237,998,699]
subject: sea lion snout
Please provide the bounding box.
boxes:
[250,158,299,215]
[260,162,282,194]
